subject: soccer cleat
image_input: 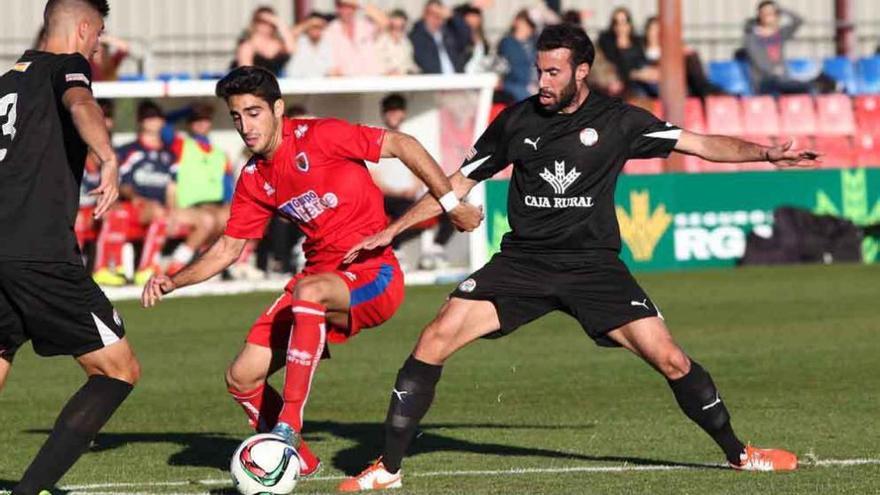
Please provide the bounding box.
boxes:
[337,458,402,492]
[92,267,127,286]
[730,444,798,471]
[134,267,158,286]
[270,422,322,477]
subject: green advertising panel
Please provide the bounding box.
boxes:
[485,168,880,272]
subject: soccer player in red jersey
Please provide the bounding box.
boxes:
[141,66,482,476]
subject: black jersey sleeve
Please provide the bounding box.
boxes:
[458,105,513,182]
[624,105,681,160]
[51,54,92,104]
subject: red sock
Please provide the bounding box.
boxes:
[94,208,129,270]
[228,382,283,433]
[277,300,327,431]
[139,218,167,271]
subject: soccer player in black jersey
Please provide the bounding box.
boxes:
[340,24,820,491]
[0,2,139,494]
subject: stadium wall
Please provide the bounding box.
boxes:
[482,168,880,272]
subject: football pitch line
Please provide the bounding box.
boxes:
[54,458,880,494]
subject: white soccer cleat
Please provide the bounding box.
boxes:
[337,458,402,492]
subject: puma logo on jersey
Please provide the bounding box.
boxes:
[524,136,541,151]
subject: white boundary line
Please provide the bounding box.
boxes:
[54,458,880,493]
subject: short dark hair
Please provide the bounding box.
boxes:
[381,93,407,113]
[188,103,215,123]
[389,9,408,21]
[136,99,164,122]
[44,0,110,24]
[758,0,777,12]
[216,66,282,107]
[536,23,595,68]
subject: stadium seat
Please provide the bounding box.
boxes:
[778,94,817,136]
[157,72,193,81]
[199,71,226,80]
[785,58,820,81]
[857,56,880,94]
[683,97,706,133]
[708,60,752,96]
[854,95,880,135]
[740,96,781,138]
[623,158,664,175]
[117,73,146,82]
[855,132,880,167]
[813,136,856,168]
[823,57,858,95]
[705,95,744,135]
[816,94,856,136]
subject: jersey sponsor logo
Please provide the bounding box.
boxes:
[579,128,599,147]
[287,348,314,366]
[295,124,309,139]
[458,278,476,293]
[616,190,672,262]
[523,136,541,151]
[540,160,580,195]
[321,192,339,208]
[295,151,310,172]
[12,62,31,72]
[525,195,594,208]
[65,73,90,85]
[278,190,328,223]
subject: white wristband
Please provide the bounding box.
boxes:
[438,191,460,213]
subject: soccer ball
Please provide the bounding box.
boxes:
[230,433,301,494]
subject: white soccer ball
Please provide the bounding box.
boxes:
[230,433,301,494]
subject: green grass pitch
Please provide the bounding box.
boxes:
[1,264,878,494]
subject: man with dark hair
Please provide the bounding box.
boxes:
[142,66,483,478]
[0,1,139,494]
[340,23,817,491]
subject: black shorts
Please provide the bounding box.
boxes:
[0,262,125,359]
[450,251,661,346]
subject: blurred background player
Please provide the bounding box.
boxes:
[141,66,482,479]
[0,1,139,493]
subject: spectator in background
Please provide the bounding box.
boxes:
[744,1,835,94]
[410,0,469,75]
[286,12,333,78]
[90,34,129,81]
[455,4,490,73]
[234,6,296,76]
[498,10,538,102]
[641,16,723,98]
[324,0,387,76]
[598,7,655,97]
[118,101,216,285]
[376,9,419,75]
[369,94,455,269]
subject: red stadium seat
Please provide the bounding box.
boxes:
[855,132,880,167]
[816,94,856,136]
[741,96,780,138]
[779,95,817,137]
[705,96,744,136]
[854,95,880,136]
[813,136,856,168]
[623,158,664,175]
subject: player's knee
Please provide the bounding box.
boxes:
[659,348,691,380]
[100,355,141,385]
[291,277,329,304]
[225,364,262,393]
[415,318,459,363]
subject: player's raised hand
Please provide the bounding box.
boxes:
[343,229,395,265]
[142,274,176,308]
[448,203,484,232]
[766,140,821,169]
[89,156,120,219]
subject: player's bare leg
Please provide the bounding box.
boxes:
[14,340,139,495]
[0,356,12,393]
[339,298,500,492]
[607,317,797,471]
[166,207,217,275]
[226,343,286,432]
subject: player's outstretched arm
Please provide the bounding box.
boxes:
[380,130,483,232]
[674,130,821,168]
[141,235,247,307]
[344,171,480,264]
[65,87,119,218]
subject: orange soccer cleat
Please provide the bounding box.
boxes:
[730,444,798,471]
[337,458,402,492]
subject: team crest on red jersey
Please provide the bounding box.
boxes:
[295,152,310,172]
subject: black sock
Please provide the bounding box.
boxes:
[382,355,442,474]
[13,375,133,495]
[668,361,745,464]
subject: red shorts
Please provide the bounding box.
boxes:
[246,261,405,348]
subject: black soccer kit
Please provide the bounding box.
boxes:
[0,51,125,359]
[451,92,681,345]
